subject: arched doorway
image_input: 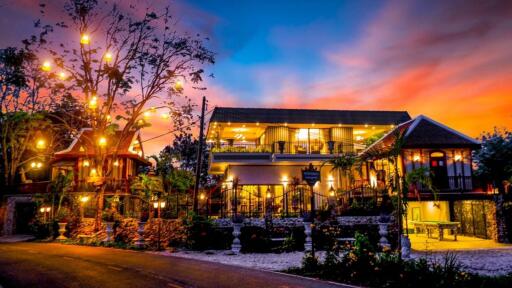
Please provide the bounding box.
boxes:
[429,151,448,189]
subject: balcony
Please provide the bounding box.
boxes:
[74,179,131,194]
[411,176,492,198]
[211,141,354,155]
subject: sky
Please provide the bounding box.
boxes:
[1,0,512,155]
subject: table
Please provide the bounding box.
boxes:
[411,221,460,241]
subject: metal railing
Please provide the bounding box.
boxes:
[211,141,354,155]
[417,176,474,192]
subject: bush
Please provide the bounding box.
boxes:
[183,213,233,250]
[287,233,512,287]
[240,226,271,253]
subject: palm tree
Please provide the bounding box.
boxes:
[322,153,358,191]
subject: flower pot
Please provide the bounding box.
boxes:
[56,222,68,240]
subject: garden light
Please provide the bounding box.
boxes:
[104,52,113,62]
[36,138,46,150]
[41,61,51,72]
[98,136,107,147]
[80,196,90,203]
[58,71,67,80]
[89,96,98,109]
[80,34,90,45]
[199,193,205,200]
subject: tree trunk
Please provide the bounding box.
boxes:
[95,186,105,231]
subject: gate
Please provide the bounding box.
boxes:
[453,200,488,239]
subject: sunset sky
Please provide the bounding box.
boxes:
[1,0,511,155]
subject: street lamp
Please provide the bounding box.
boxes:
[40,206,51,222]
[153,200,166,251]
[98,136,107,147]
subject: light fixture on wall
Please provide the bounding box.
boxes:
[454,154,462,161]
[413,154,421,162]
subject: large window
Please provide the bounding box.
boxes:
[294,129,322,154]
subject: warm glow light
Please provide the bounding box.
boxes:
[281,176,288,186]
[83,159,90,167]
[364,124,369,128]
[413,154,421,162]
[138,119,145,126]
[266,192,272,198]
[90,168,97,177]
[160,113,170,119]
[41,61,51,72]
[355,136,364,141]
[143,111,151,119]
[40,207,45,213]
[199,193,205,200]
[36,162,42,169]
[329,189,335,197]
[104,52,113,62]
[153,202,158,209]
[113,160,119,166]
[89,96,98,109]
[160,201,166,208]
[454,154,462,161]
[80,196,90,203]
[106,115,111,122]
[36,139,46,150]
[256,122,260,126]
[174,80,183,91]
[98,137,107,147]
[80,34,90,45]
[45,207,51,212]
[31,162,36,168]
[58,71,67,80]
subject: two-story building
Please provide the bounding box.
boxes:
[362,115,494,239]
[207,107,411,217]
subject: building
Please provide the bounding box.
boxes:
[362,115,494,239]
[1,128,150,235]
[207,107,411,217]
[207,107,495,239]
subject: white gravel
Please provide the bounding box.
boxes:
[411,248,512,276]
[160,249,512,276]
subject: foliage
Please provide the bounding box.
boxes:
[182,212,232,250]
[340,199,380,216]
[364,131,386,147]
[240,226,272,253]
[473,129,512,192]
[288,233,512,287]
[322,153,360,190]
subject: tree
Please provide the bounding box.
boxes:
[473,129,512,193]
[157,133,211,187]
[322,153,359,191]
[35,0,214,229]
[473,128,512,243]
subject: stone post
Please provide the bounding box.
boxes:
[400,235,411,259]
[104,221,114,243]
[378,222,390,249]
[135,221,146,249]
[231,222,242,253]
[304,221,312,252]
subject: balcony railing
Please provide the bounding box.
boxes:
[74,179,131,194]
[211,141,354,155]
[416,176,474,193]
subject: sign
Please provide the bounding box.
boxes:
[302,163,320,186]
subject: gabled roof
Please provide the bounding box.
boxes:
[362,115,480,156]
[54,128,149,164]
[209,107,411,125]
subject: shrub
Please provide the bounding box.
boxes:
[240,226,271,253]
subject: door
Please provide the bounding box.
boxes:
[14,202,36,234]
[429,151,449,189]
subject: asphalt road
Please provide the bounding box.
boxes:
[0,242,348,288]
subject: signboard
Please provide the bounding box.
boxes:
[302,163,320,186]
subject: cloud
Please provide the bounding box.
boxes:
[259,0,512,137]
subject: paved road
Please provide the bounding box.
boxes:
[0,243,347,288]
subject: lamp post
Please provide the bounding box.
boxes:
[80,195,90,220]
[153,200,166,250]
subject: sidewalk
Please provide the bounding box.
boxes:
[0,234,35,243]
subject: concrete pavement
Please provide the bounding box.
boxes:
[0,242,349,288]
